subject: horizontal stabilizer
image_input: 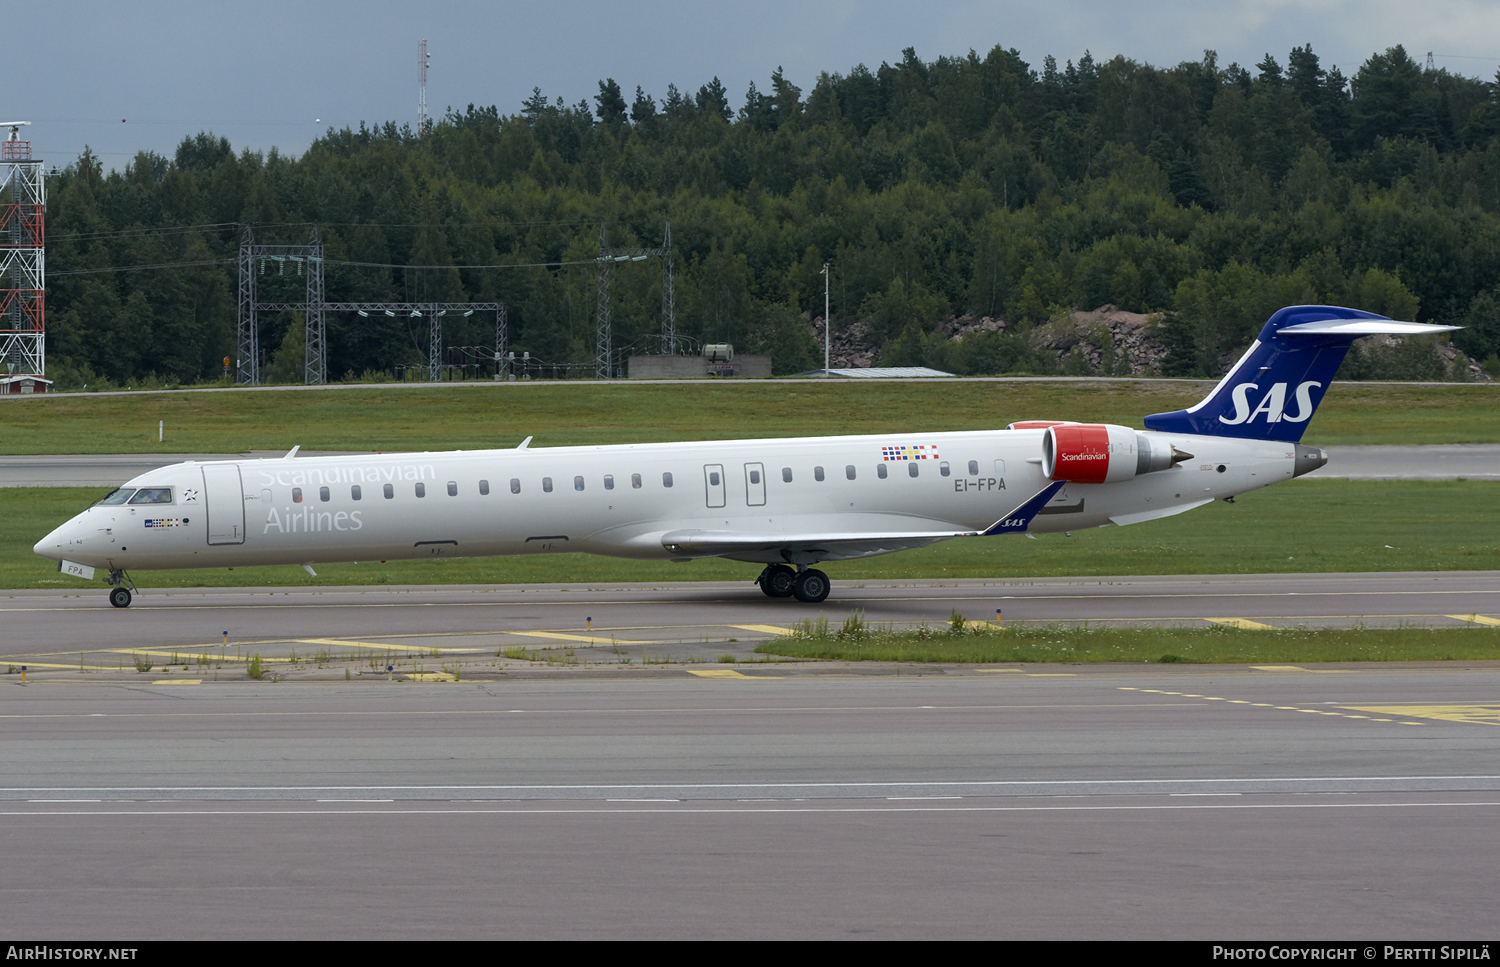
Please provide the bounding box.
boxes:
[1279,320,1459,336]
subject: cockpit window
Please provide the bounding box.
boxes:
[97,488,135,505]
[127,488,173,504]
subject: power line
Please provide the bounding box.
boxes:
[50,217,604,244]
[328,257,596,270]
[50,255,601,277]
[50,259,234,277]
[51,223,239,243]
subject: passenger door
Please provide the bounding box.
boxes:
[202,464,246,545]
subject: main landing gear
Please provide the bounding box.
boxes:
[756,564,831,603]
[107,569,135,608]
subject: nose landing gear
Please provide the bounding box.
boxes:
[106,569,136,608]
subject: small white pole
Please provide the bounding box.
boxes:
[158,420,163,442]
[822,261,831,375]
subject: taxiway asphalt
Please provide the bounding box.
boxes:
[2,670,1498,939]
[0,573,1496,673]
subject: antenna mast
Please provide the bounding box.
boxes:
[418,39,430,136]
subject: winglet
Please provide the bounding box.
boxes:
[517,436,533,450]
[982,481,1067,536]
[285,445,300,459]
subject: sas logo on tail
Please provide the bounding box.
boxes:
[1219,381,1321,425]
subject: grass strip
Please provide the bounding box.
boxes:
[0,379,1498,454]
[8,478,1499,590]
[754,619,1500,664]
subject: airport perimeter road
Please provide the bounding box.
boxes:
[0,573,1497,671]
[1318,444,1500,480]
[0,445,1494,486]
[1,671,1498,939]
[0,451,365,487]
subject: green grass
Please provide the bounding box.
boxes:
[754,622,1500,664]
[9,478,1499,590]
[1,378,1497,454]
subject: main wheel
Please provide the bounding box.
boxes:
[109,587,132,609]
[758,564,796,598]
[792,568,830,603]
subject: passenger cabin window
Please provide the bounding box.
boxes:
[292,487,303,503]
[319,486,331,502]
[814,466,825,482]
[994,460,1007,474]
[574,476,585,492]
[604,475,614,491]
[782,467,792,483]
[383,483,394,499]
[662,472,673,488]
[846,465,856,480]
[351,485,362,501]
[631,474,642,489]
[909,462,920,478]
[479,480,490,495]
[128,488,173,504]
[510,478,520,494]
[415,482,426,498]
[98,488,135,505]
[968,460,980,475]
[877,464,888,479]
[543,477,553,493]
[940,462,950,477]
[447,481,458,497]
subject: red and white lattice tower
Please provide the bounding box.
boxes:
[0,122,43,376]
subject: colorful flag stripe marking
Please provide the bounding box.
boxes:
[881,444,940,461]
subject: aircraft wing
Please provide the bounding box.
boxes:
[658,483,1064,564]
[660,526,977,563]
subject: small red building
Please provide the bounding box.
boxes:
[0,375,51,394]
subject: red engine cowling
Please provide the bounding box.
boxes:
[1041,423,1143,484]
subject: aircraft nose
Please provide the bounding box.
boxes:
[34,516,82,561]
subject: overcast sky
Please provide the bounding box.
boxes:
[15,0,1500,170]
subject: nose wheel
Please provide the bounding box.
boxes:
[105,569,136,608]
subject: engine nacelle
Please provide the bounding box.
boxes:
[1041,423,1184,484]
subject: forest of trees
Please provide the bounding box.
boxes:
[38,42,1500,387]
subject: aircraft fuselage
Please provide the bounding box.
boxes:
[36,427,1299,574]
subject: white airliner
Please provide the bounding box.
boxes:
[35,306,1455,608]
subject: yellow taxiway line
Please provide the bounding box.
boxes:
[1447,614,1500,627]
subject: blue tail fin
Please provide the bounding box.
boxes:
[1143,305,1458,443]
